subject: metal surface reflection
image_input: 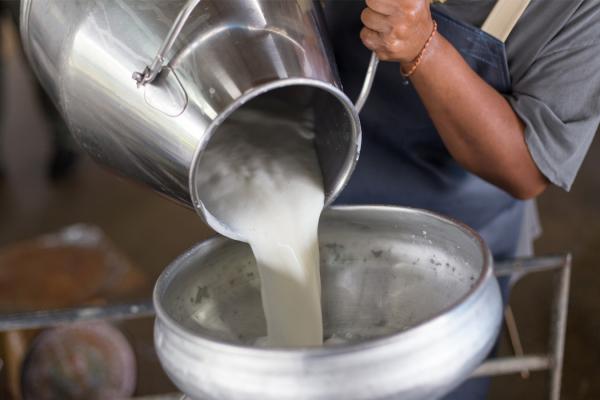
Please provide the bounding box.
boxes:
[20,0,362,235]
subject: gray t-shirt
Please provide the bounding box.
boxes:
[435,0,600,191]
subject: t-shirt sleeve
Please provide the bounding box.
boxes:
[506,38,600,191]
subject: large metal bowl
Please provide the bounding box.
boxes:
[154,206,503,400]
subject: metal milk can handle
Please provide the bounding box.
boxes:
[132,0,379,113]
[132,0,202,86]
[355,53,379,113]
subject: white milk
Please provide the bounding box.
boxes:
[195,105,324,347]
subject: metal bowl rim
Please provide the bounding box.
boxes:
[153,205,494,358]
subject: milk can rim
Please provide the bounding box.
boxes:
[187,77,362,241]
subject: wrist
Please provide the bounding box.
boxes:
[400,20,438,78]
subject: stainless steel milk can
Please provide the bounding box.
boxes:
[20,0,378,235]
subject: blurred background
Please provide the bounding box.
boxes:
[0,8,597,400]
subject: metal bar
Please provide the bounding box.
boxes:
[354,52,379,113]
[504,306,529,378]
[549,254,571,400]
[494,255,569,278]
[0,300,154,332]
[472,355,552,377]
[476,253,571,400]
[133,0,203,85]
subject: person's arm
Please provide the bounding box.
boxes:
[360,0,549,200]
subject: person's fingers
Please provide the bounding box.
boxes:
[366,0,429,17]
[365,0,395,16]
[360,27,384,51]
[360,7,391,34]
[360,0,433,63]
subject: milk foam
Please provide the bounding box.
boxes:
[195,105,324,347]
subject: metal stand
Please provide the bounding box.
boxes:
[0,255,571,400]
[0,300,154,333]
[473,254,572,400]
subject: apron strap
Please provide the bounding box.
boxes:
[481,0,532,42]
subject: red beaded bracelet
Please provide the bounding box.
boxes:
[401,20,438,78]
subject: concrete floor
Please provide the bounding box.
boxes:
[0,19,598,400]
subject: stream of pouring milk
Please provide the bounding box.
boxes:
[195,105,324,347]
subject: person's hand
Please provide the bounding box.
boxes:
[360,0,435,65]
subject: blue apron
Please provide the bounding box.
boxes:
[325,4,525,261]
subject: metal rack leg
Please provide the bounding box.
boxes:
[549,254,571,400]
[473,254,572,400]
